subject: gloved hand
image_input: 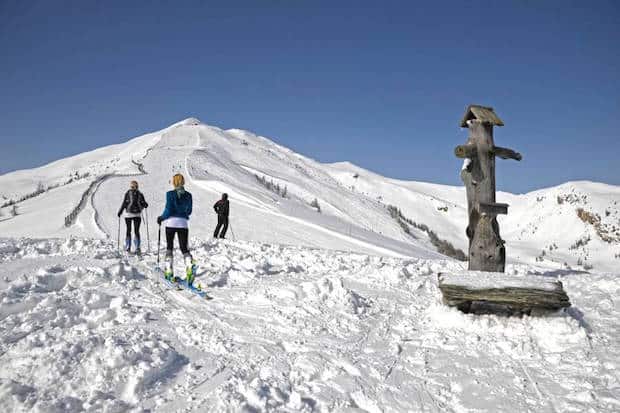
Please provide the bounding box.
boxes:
[117,211,122,218]
[157,216,163,225]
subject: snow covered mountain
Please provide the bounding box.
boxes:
[326,163,620,272]
[1,118,619,412]
[1,118,618,271]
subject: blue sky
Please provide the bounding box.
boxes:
[0,0,618,193]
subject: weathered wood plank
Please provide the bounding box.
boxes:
[492,146,522,161]
[479,202,508,215]
[454,144,477,159]
[438,272,571,313]
[460,105,504,127]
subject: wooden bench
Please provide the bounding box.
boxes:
[438,271,570,315]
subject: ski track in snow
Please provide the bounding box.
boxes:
[0,238,618,412]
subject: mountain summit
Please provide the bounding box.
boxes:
[0,119,618,271]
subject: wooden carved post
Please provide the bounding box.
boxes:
[455,105,522,272]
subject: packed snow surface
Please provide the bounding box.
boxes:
[438,271,565,292]
[0,238,619,412]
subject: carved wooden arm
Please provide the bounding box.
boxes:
[455,144,522,161]
[454,144,476,159]
[492,146,522,161]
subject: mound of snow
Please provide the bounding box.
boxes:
[298,276,368,315]
[0,237,618,411]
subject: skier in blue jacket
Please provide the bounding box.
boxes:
[157,173,196,284]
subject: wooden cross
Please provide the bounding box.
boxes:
[455,105,522,272]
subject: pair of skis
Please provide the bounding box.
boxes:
[119,250,210,299]
[154,265,211,299]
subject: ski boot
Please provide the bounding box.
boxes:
[164,251,174,281]
[134,238,141,256]
[184,254,197,286]
[164,266,174,281]
[124,237,131,253]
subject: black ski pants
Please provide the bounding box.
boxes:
[214,215,228,238]
[125,217,141,240]
[166,227,189,255]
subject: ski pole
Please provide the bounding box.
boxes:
[144,209,151,253]
[157,223,161,267]
[117,217,121,253]
[229,222,236,241]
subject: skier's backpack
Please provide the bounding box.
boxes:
[127,190,142,214]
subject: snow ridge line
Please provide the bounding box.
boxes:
[91,175,122,236]
[65,131,160,230]
[132,158,146,174]
[91,169,148,236]
[66,162,147,229]
[64,174,112,227]
[1,174,90,210]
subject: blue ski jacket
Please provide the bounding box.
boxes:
[160,189,193,220]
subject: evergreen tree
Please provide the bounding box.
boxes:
[310,198,321,213]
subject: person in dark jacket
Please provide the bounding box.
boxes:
[157,174,196,284]
[213,193,229,239]
[117,180,148,253]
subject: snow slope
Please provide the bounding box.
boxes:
[0,118,439,259]
[326,162,620,272]
[1,117,618,270]
[1,238,618,412]
[1,118,619,411]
